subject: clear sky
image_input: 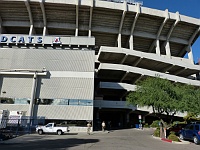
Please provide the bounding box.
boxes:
[142,0,200,64]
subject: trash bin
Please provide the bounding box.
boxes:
[135,124,139,128]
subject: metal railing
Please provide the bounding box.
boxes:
[99,0,143,5]
[0,117,45,141]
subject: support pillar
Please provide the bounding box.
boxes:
[156,40,161,55]
[118,34,121,48]
[129,35,133,50]
[28,73,37,120]
[187,45,194,64]
[165,41,171,58]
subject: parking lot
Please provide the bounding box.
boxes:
[0,128,199,150]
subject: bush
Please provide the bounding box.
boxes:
[169,131,176,135]
[144,123,149,128]
[153,128,160,137]
[150,120,160,128]
[172,121,186,126]
[168,133,180,142]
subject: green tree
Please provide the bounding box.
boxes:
[126,77,185,125]
[181,85,200,115]
[183,112,200,123]
[126,76,200,137]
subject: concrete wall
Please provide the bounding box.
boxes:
[0,48,95,120]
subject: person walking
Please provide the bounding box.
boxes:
[102,121,106,132]
[87,122,92,135]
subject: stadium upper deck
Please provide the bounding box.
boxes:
[0,0,199,55]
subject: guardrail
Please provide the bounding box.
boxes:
[99,0,143,5]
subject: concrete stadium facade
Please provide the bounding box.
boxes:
[0,0,200,130]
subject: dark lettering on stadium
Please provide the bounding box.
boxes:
[0,35,43,44]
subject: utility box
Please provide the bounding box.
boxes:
[0,110,9,129]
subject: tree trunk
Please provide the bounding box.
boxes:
[160,119,167,138]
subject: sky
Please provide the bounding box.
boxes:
[141,0,200,64]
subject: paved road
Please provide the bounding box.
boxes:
[0,129,199,150]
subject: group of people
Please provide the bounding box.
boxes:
[86,121,108,135]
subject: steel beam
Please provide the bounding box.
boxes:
[174,68,186,75]
[133,57,143,67]
[120,54,128,64]
[120,72,129,82]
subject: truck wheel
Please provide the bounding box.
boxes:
[57,130,62,135]
[193,136,200,145]
[38,130,43,135]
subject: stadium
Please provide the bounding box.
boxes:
[0,0,200,131]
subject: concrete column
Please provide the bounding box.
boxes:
[29,25,34,36]
[75,3,79,36]
[118,34,121,48]
[165,41,171,57]
[187,45,194,64]
[28,73,37,119]
[156,40,160,55]
[88,29,91,37]
[129,35,133,50]
[43,26,47,36]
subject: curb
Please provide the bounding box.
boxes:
[161,138,173,143]
[152,135,191,144]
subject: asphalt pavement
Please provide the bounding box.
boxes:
[0,128,199,150]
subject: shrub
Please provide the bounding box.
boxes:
[153,128,160,137]
[172,121,186,126]
[144,123,149,128]
[169,131,176,135]
[168,133,180,142]
[150,120,160,128]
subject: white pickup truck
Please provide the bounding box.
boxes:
[36,123,69,135]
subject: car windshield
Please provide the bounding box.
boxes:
[46,124,53,128]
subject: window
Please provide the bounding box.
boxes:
[195,125,199,131]
[184,125,190,130]
[0,97,14,104]
[189,125,194,130]
[46,124,52,128]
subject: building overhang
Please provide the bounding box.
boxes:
[97,46,200,77]
[97,63,200,86]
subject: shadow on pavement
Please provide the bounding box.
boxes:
[0,138,99,150]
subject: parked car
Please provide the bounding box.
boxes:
[179,123,200,145]
[167,123,187,135]
[36,123,69,135]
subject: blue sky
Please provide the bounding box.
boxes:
[142,0,200,64]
